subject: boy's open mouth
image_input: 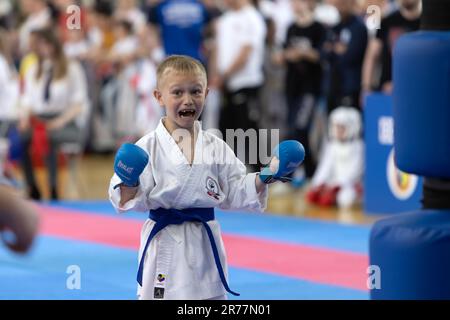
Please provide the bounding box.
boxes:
[178,109,196,118]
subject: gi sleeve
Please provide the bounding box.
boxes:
[218,142,268,212]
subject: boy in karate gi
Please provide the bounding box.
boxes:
[109,55,304,300]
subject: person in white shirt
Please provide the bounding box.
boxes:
[259,0,295,47]
[108,20,138,67]
[107,20,141,141]
[212,0,267,171]
[0,29,19,126]
[64,28,91,60]
[114,0,147,35]
[109,55,304,300]
[19,28,89,201]
[214,0,266,91]
[0,28,20,186]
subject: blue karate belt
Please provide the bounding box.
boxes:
[136,207,239,296]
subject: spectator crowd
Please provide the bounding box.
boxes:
[0,0,422,208]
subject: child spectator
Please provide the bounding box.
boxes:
[306,106,363,209]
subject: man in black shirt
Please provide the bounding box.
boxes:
[324,0,368,112]
[362,0,421,96]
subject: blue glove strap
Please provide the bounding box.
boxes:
[113,180,139,190]
[259,166,292,184]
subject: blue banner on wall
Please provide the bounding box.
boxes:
[364,93,422,214]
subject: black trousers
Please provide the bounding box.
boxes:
[286,93,317,179]
[327,91,361,114]
[327,68,362,113]
[219,86,262,171]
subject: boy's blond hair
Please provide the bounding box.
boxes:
[156,55,207,88]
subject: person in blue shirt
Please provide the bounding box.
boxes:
[147,0,212,63]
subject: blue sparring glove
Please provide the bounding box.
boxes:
[259,140,305,184]
[114,143,149,188]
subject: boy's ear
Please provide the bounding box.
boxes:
[153,89,164,106]
[205,87,210,98]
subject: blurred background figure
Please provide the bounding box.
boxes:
[0,0,15,30]
[108,20,138,68]
[362,0,421,97]
[0,28,20,188]
[0,0,413,219]
[114,0,147,36]
[18,0,51,56]
[214,0,267,171]
[87,0,115,65]
[272,0,326,185]
[306,106,363,209]
[18,28,89,201]
[63,21,91,61]
[107,19,139,143]
[146,0,212,63]
[323,0,368,112]
[258,0,294,138]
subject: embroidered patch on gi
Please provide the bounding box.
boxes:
[157,274,166,282]
[206,176,220,200]
[154,287,165,299]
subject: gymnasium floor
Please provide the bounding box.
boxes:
[0,155,377,300]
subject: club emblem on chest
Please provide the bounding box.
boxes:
[206,176,220,200]
[157,274,166,282]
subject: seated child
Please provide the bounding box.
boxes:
[306,106,363,209]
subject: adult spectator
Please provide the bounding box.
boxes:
[147,0,212,62]
[362,0,421,96]
[213,0,266,170]
[324,0,368,112]
[18,28,89,200]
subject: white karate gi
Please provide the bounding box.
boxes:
[109,119,268,300]
[311,107,364,208]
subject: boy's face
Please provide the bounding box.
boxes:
[154,69,208,132]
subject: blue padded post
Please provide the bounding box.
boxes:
[371,11,450,297]
[393,32,450,178]
[370,210,450,299]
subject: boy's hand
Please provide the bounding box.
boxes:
[114,143,149,188]
[259,140,305,184]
